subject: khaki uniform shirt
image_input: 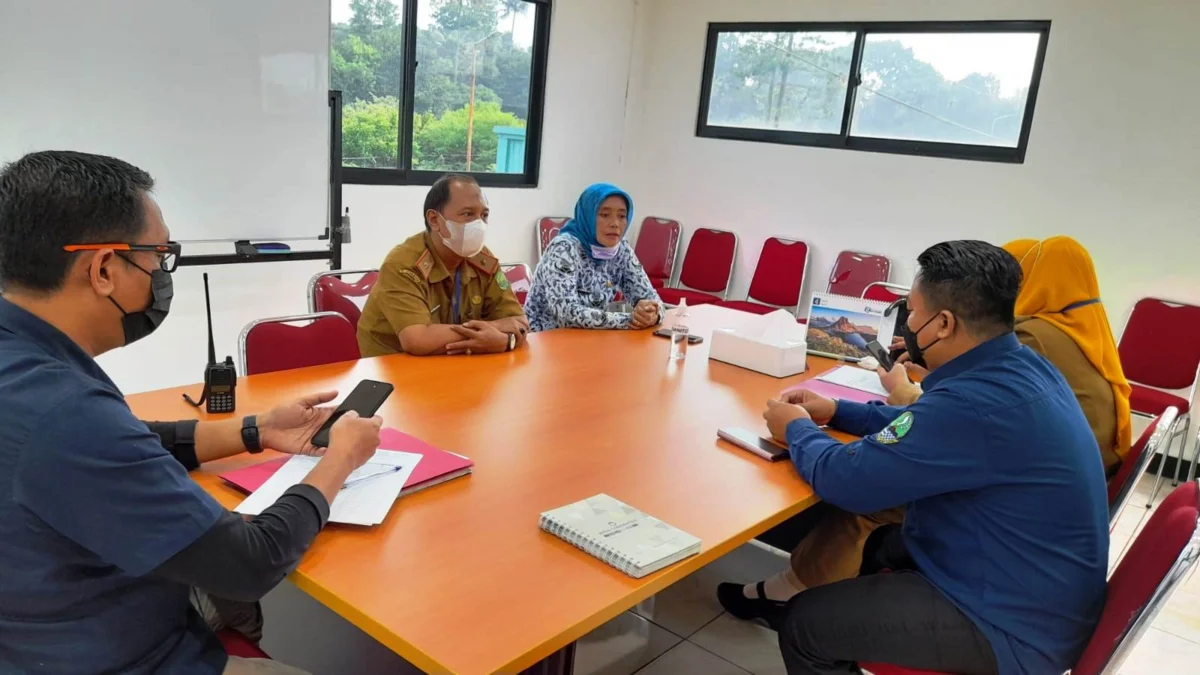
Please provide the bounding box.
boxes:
[357,232,526,357]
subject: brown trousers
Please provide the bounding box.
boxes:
[789,506,907,588]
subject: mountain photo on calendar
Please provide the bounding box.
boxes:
[806,305,881,360]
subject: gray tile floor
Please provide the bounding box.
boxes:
[574,476,1200,675]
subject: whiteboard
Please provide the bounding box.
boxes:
[0,0,330,242]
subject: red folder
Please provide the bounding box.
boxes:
[220,428,473,496]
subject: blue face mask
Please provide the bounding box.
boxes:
[591,244,620,260]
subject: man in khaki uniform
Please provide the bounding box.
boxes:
[358,174,528,357]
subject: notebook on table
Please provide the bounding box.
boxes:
[540,494,701,579]
[220,428,473,498]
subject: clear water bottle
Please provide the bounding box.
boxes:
[669,298,689,361]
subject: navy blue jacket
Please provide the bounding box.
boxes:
[786,332,1109,674]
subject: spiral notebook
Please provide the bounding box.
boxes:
[540,494,701,579]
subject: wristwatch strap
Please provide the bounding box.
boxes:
[242,415,263,454]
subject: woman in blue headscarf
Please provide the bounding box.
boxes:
[525,183,664,332]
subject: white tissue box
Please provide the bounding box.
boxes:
[709,327,808,378]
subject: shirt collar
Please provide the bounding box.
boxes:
[920,331,1021,390]
[0,296,114,386]
[421,233,475,284]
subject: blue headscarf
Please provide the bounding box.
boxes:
[558,183,635,259]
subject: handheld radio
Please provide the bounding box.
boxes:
[183,273,238,413]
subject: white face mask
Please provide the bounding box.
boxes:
[441,217,487,258]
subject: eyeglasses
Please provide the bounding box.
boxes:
[63,242,182,273]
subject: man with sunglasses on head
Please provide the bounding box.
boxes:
[0,151,383,675]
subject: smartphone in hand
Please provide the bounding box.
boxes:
[310,379,394,448]
[866,340,894,371]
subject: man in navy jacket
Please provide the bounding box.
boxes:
[764,241,1108,675]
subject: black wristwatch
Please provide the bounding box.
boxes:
[242,415,263,454]
[506,332,517,352]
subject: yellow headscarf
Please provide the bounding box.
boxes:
[1003,236,1133,459]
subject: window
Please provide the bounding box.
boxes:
[331,0,551,186]
[697,21,1050,163]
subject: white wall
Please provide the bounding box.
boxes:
[624,0,1200,326]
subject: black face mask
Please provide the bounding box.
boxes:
[109,258,173,346]
[900,312,943,369]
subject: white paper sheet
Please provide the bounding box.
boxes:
[816,366,891,397]
[235,450,422,526]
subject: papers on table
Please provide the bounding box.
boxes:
[816,366,891,398]
[234,450,421,526]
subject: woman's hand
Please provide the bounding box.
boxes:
[630,300,659,330]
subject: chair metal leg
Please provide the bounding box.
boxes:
[1148,423,1185,506]
[1171,416,1191,486]
[1187,435,1200,485]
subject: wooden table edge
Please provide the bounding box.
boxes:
[283,491,822,674]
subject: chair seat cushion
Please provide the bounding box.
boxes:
[659,288,721,306]
[650,277,667,289]
[1129,383,1191,416]
[217,630,270,659]
[861,664,952,675]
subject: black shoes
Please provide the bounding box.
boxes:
[716,581,788,631]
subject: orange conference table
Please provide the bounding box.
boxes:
[127,305,852,674]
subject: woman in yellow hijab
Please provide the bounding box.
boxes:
[1003,236,1133,474]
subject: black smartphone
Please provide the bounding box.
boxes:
[653,328,704,344]
[310,379,394,448]
[866,340,894,371]
[717,427,789,462]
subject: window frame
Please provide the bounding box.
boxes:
[696,20,1051,164]
[339,0,552,188]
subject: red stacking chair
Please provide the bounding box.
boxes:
[1116,298,1200,505]
[308,269,379,326]
[863,282,910,305]
[501,263,533,305]
[1109,408,1177,528]
[632,217,682,289]
[715,238,808,317]
[238,312,361,376]
[536,217,568,258]
[863,480,1200,675]
[218,630,270,660]
[828,251,891,298]
[658,228,737,307]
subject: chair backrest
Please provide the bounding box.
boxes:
[1109,407,1177,526]
[1118,298,1200,390]
[828,251,891,298]
[1073,480,1200,675]
[633,217,682,284]
[309,269,379,325]
[501,263,533,305]
[746,238,808,310]
[537,217,568,256]
[862,282,910,305]
[239,312,360,376]
[676,228,737,296]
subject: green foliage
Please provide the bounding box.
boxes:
[342,97,400,168]
[708,32,1031,145]
[332,0,535,172]
[414,101,524,172]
